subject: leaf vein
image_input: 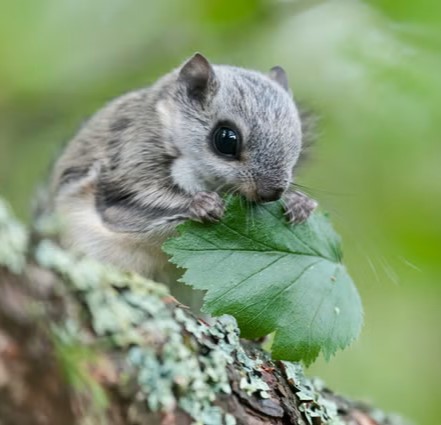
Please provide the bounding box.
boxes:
[259,204,324,258]
[209,254,290,307]
[238,258,322,329]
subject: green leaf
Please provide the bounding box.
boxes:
[163,197,363,365]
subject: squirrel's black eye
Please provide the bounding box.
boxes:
[212,126,240,159]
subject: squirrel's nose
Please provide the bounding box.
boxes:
[256,187,284,203]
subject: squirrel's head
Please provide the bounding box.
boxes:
[159,53,302,202]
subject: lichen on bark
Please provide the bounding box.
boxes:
[0,197,411,425]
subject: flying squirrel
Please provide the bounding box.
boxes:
[44,53,317,287]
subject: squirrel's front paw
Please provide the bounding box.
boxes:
[283,191,317,224]
[190,191,225,223]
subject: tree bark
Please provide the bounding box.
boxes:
[0,201,408,425]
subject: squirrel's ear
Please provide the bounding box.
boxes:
[268,66,290,93]
[178,53,216,98]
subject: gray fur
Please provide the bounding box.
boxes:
[47,53,316,281]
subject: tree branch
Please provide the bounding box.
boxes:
[0,199,408,425]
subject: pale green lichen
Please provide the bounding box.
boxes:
[35,239,167,296]
[283,365,411,425]
[170,312,234,423]
[36,239,169,346]
[239,375,271,398]
[0,199,28,273]
[206,315,272,399]
[224,413,237,425]
[126,308,234,424]
[283,361,345,425]
[35,239,235,424]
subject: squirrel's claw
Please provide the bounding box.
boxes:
[283,191,317,224]
[189,191,225,223]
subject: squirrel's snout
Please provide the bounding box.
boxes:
[256,187,284,203]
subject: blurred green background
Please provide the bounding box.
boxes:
[0,0,440,423]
